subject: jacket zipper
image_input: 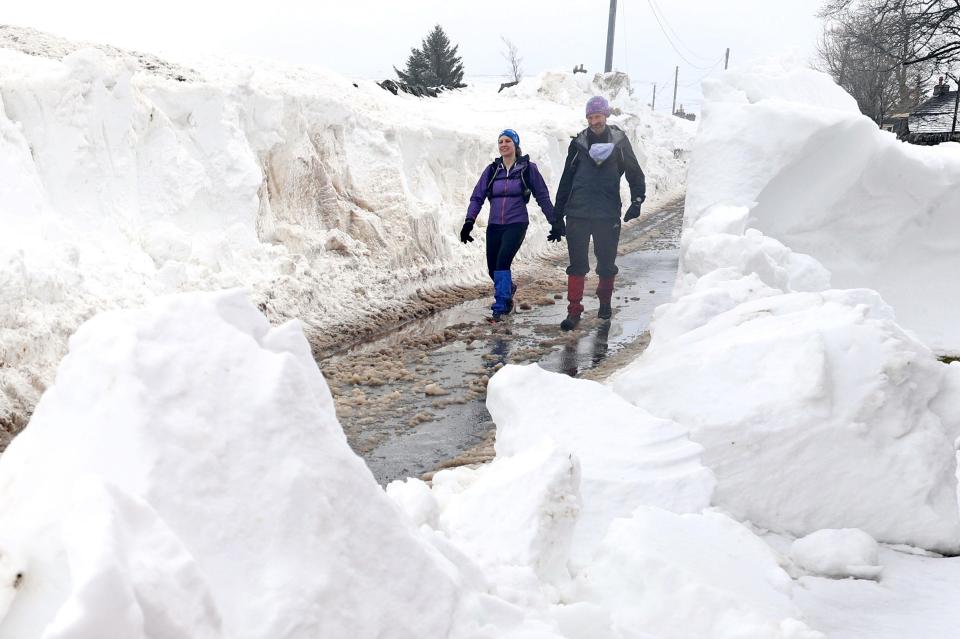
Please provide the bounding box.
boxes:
[501,167,506,224]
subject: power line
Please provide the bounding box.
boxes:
[680,61,725,88]
[648,0,714,63]
[644,0,726,71]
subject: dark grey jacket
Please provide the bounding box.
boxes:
[554,125,646,220]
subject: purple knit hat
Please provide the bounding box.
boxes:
[585,95,611,117]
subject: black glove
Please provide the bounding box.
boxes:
[547,218,565,243]
[624,196,645,222]
[460,219,475,243]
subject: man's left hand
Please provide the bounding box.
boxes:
[624,196,645,222]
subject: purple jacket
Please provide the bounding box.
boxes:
[466,156,556,225]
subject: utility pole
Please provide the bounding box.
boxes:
[652,84,657,110]
[605,0,617,73]
[724,48,730,70]
[952,76,959,138]
[672,66,679,116]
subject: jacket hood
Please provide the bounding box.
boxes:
[573,125,627,153]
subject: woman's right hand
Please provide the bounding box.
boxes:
[460,219,475,243]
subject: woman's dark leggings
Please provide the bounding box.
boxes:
[486,223,528,280]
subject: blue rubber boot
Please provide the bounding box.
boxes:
[491,270,513,321]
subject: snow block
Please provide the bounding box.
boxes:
[0,289,463,639]
[611,290,960,553]
[486,364,715,565]
[789,529,882,581]
[431,440,581,585]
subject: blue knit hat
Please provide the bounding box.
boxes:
[498,129,520,149]
[585,95,611,117]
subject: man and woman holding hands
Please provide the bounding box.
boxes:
[460,95,646,329]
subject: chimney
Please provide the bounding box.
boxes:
[934,76,947,97]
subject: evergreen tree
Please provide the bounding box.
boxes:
[395,25,465,88]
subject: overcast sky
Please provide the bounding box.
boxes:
[5,0,825,113]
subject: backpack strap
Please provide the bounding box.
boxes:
[485,160,500,199]
[519,162,532,203]
[486,158,532,204]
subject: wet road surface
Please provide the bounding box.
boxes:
[317,198,684,484]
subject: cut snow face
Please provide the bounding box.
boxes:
[687,61,960,354]
[607,61,960,553]
[0,27,695,444]
[610,286,960,552]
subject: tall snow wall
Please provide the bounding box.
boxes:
[609,62,960,553]
[0,26,695,442]
[683,61,960,354]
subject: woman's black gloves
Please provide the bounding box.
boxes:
[460,219,475,243]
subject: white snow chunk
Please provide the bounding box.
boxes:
[611,290,960,553]
[385,476,440,529]
[38,478,222,639]
[486,364,715,565]
[790,529,883,581]
[432,439,581,585]
[0,289,465,639]
[576,507,824,639]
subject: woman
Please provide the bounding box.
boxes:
[460,129,564,321]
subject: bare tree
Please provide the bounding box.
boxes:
[817,0,939,122]
[821,0,960,67]
[501,36,523,83]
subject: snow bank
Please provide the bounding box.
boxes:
[609,62,960,553]
[685,62,960,353]
[612,283,960,551]
[0,289,468,638]
[0,28,695,438]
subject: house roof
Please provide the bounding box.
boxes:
[909,88,959,134]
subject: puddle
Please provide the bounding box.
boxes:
[318,200,685,484]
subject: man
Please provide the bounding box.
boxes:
[553,95,646,330]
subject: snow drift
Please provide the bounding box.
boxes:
[609,62,960,553]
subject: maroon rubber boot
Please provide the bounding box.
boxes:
[561,275,585,331]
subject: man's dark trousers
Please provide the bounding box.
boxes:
[564,217,621,278]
